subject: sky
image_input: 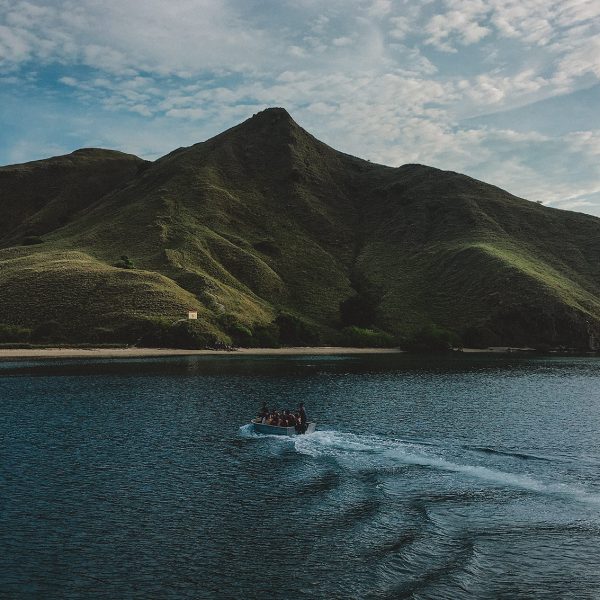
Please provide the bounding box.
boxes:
[1,0,599,216]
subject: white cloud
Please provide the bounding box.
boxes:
[564,130,600,156]
[165,107,205,119]
[288,45,307,58]
[306,101,337,115]
[368,0,392,17]
[388,16,410,40]
[424,0,491,51]
[0,23,32,66]
[461,69,549,108]
[552,35,600,89]
[58,75,77,87]
[332,36,353,47]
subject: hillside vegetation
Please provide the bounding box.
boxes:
[1,108,599,349]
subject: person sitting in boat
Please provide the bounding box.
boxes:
[285,410,296,427]
[292,411,301,433]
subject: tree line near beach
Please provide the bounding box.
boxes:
[1,108,599,351]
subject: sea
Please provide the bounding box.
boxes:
[1,353,599,599]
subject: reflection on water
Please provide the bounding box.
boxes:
[1,353,600,598]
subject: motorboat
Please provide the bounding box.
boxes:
[250,419,316,436]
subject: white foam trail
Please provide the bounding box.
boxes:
[238,424,258,438]
[294,431,600,506]
[237,424,296,441]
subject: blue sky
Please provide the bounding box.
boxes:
[1,0,599,215]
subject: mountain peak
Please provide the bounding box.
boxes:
[238,106,299,137]
[250,106,293,122]
[192,105,307,159]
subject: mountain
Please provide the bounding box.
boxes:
[1,107,599,349]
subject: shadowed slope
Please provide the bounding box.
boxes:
[355,164,600,344]
[0,148,147,245]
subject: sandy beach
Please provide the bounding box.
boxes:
[0,346,403,361]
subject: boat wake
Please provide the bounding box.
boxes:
[292,430,600,506]
[238,424,259,438]
[238,423,302,440]
[466,445,552,461]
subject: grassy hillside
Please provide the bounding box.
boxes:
[356,165,600,346]
[1,108,599,348]
[0,148,146,246]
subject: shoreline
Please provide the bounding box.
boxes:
[0,346,403,361]
[0,345,587,361]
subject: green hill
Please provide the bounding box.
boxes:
[1,108,599,349]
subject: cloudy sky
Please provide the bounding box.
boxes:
[1,0,599,215]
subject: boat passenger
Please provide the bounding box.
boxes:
[298,402,307,422]
[294,411,302,433]
[297,403,308,434]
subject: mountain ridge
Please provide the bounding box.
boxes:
[1,108,599,349]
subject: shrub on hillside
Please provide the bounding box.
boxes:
[462,325,500,349]
[114,255,135,269]
[115,317,230,349]
[88,327,119,343]
[31,320,65,342]
[253,240,280,257]
[22,235,44,246]
[217,313,282,347]
[0,343,36,349]
[113,319,159,344]
[275,312,320,346]
[228,323,253,345]
[0,324,32,343]
[339,286,381,328]
[339,276,382,328]
[247,323,281,348]
[340,326,396,348]
[402,324,460,353]
[166,320,227,349]
[217,313,253,346]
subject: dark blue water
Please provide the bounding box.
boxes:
[1,353,600,599]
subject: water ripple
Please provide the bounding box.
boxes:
[2,353,600,598]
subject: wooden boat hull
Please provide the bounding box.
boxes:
[251,421,316,436]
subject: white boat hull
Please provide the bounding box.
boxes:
[251,421,316,436]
